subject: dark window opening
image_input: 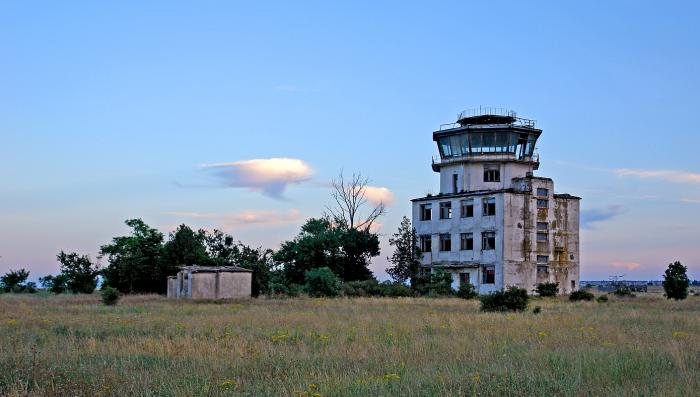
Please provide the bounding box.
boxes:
[537,188,549,197]
[439,202,452,219]
[482,266,495,284]
[452,174,459,194]
[483,197,496,216]
[482,231,496,250]
[537,232,548,242]
[484,165,500,182]
[537,199,548,209]
[537,255,549,263]
[460,233,473,251]
[439,233,451,251]
[420,204,432,221]
[459,272,470,285]
[420,235,432,253]
[461,199,474,217]
[537,222,548,231]
[537,265,549,275]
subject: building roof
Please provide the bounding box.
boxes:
[178,265,253,273]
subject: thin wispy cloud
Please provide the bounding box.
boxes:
[201,158,313,199]
[681,198,700,204]
[614,168,700,184]
[166,209,302,230]
[581,205,626,229]
[610,261,642,271]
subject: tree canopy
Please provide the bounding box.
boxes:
[386,216,421,288]
[663,261,689,300]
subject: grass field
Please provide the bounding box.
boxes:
[1,293,698,396]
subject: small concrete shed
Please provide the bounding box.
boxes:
[167,265,252,299]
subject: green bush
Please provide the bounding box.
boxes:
[569,290,594,301]
[100,286,120,306]
[343,279,381,297]
[416,269,454,296]
[456,282,478,299]
[596,295,609,303]
[532,306,542,314]
[535,282,559,297]
[303,267,341,297]
[613,285,635,298]
[480,287,529,312]
[378,281,413,297]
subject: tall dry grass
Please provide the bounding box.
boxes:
[0,293,698,396]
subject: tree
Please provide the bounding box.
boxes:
[161,224,210,275]
[663,261,690,301]
[304,267,342,297]
[386,216,421,288]
[99,219,165,294]
[1,269,30,292]
[235,243,274,297]
[326,171,386,231]
[56,251,100,293]
[39,274,68,294]
[203,229,238,266]
[535,282,559,297]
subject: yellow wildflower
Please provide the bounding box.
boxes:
[220,379,238,389]
[672,331,688,338]
[308,383,317,389]
[537,331,548,337]
[383,373,400,380]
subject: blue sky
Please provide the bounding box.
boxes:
[1,1,699,281]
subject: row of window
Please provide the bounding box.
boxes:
[420,231,496,252]
[458,268,496,285]
[420,198,496,221]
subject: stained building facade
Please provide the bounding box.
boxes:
[411,109,580,294]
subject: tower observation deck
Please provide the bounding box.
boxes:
[432,108,541,172]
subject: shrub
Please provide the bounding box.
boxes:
[456,282,478,299]
[343,279,381,297]
[535,282,559,297]
[101,286,120,306]
[613,285,635,298]
[428,269,454,296]
[378,281,413,297]
[532,306,542,314]
[303,267,341,297]
[596,295,609,303]
[569,290,594,301]
[480,287,529,312]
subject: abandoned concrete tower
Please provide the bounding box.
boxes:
[411,108,580,294]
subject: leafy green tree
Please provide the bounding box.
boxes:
[99,219,165,294]
[456,282,478,299]
[386,216,421,288]
[203,229,238,266]
[39,274,68,293]
[336,225,379,281]
[663,261,690,300]
[161,224,210,274]
[535,282,559,297]
[235,244,274,297]
[480,287,529,312]
[56,251,100,293]
[1,269,30,292]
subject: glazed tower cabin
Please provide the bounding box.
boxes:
[411,108,580,294]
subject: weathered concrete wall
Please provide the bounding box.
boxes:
[218,272,252,299]
[191,272,217,299]
[166,277,176,298]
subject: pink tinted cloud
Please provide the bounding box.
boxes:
[165,209,302,230]
[202,158,313,198]
[610,261,642,271]
[615,168,700,184]
[363,186,395,206]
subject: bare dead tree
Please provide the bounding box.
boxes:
[326,171,386,231]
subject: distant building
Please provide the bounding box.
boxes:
[167,266,252,299]
[411,108,581,294]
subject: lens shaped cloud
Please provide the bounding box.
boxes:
[202,158,313,198]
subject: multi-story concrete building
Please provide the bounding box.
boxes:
[411,109,580,294]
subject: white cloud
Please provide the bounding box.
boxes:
[166,209,302,230]
[681,198,700,204]
[614,168,700,184]
[201,158,313,198]
[363,186,395,206]
[580,205,626,229]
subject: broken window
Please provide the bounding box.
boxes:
[420,235,432,253]
[537,255,549,263]
[537,222,548,231]
[420,204,432,221]
[482,197,496,216]
[537,188,549,197]
[459,272,470,285]
[460,199,474,218]
[481,231,496,250]
[452,174,459,194]
[482,266,495,284]
[439,201,452,219]
[537,265,549,275]
[483,164,500,182]
[537,232,548,242]
[439,233,451,251]
[460,233,473,250]
[537,199,548,209]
